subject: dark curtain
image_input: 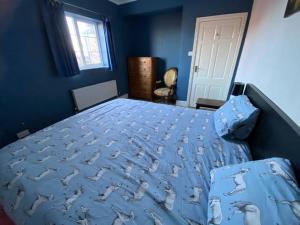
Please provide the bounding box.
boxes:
[41,0,80,77]
[103,17,117,71]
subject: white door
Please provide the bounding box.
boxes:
[188,13,247,107]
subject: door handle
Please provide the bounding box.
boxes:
[194,66,199,73]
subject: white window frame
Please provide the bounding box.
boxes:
[65,12,109,71]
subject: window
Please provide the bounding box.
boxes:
[65,12,109,70]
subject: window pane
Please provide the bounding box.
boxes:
[77,20,97,38]
[77,20,102,65]
[66,16,84,67]
[65,12,109,70]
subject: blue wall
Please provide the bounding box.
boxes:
[0,0,128,147]
[121,0,183,16]
[121,0,253,101]
[125,9,183,79]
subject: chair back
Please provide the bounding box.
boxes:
[164,68,178,88]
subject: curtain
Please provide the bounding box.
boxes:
[41,0,80,77]
[103,17,117,71]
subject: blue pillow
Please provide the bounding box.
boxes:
[208,158,300,225]
[214,95,260,140]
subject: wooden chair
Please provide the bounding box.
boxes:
[154,68,178,104]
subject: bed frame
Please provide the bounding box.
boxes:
[244,84,300,181]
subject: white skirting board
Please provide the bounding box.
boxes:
[176,100,188,107]
[72,80,118,111]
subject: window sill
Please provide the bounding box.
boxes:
[80,64,109,71]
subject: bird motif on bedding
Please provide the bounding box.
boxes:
[37,145,52,153]
[208,198,222,225]
[62,149,81,162]
[170,164,182,178]
[64,187,84,210]
[111,206,134,225]
[163,185,176,211]
[29,168,56,181]
[26,194,53,216]
[196,146,204,155]
[61,168,80,186]
[157,146,164,155]
[136,148,145,159]
[9,158,26,168]
[106,140,116,148]
[177,146,185,160]
[86,167,110,181]
[36,155,51,163]
[148,158,160,173]
[195,162,203,176]
[11,146,27,156]
[230,201,261,225]
[224,169,249,196]
[84,152,101,165]
[35,136,51,145]
[65,139,77,150]
[11,186,25,211]
[123,160,134,178]
[145,209,163,225]
[4,170,25,190]
[96,184,120,202]
[185,186,203,205]
[111,150,121,159]
[124,180,149,201]
[267,161,298,188]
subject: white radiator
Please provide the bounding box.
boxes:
[72,80,118,111]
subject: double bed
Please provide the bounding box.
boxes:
[0,84,299,225]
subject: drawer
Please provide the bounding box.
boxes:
[128,58,156,74]
[140,84,153,92]
[129,75,153,84]
[128,73,153,82]
[128,67,153,75]
[129,81,153,92]
[128,57,153,66]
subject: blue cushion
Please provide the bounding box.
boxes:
[214,95,260,140]
[208,158,300,225]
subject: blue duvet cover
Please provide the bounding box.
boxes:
[0,99,251,225]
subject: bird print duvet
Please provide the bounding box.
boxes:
[208,158,300,225]
[0,99,252,225]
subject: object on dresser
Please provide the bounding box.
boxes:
[128,57,157,100]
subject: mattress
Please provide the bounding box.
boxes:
[0,99,251,225]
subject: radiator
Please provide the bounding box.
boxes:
[72,80,118,111]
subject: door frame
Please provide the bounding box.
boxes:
[187,12,248,107]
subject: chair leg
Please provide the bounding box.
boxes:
[153,95,176,105]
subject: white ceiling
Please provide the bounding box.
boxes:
[108,0,137,5]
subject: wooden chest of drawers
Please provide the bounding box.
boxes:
[128,57,157,100]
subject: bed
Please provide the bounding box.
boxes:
[0,84,299,225]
